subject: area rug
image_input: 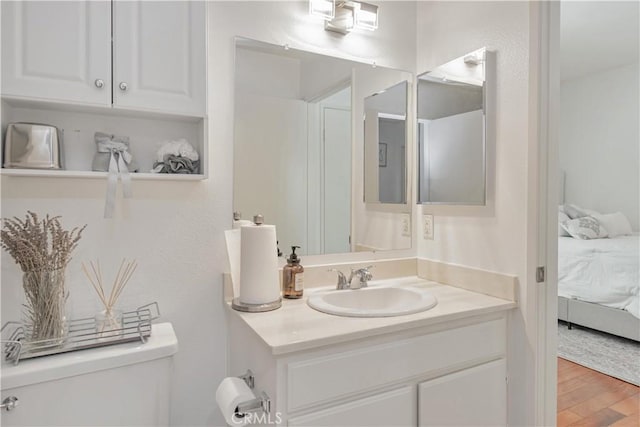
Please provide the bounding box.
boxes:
[557,321,640,386]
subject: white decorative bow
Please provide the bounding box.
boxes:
[96,133,133,218]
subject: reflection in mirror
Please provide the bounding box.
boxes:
[364,81,408,204]
[233,38,412,256]
[417,47,488,205]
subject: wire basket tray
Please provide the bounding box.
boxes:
[1,302,160,365]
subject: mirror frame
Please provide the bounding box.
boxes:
[416,47,491,206]
[364,78,414,214]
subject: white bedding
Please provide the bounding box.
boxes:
[558,233,639,319]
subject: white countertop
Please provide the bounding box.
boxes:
[1,322,178,390]
[228,277,517,355]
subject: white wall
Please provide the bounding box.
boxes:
[0,2,417,426]
[234,94,309,251]
[420,110,484,203]
[415,2,535,425]
[234,47,309,252]
[559,61,639,230]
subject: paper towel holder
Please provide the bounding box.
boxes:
[232,297,282,313]
[235,370,271,418]
[231,212,282,313]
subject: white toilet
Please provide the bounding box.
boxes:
[1,323,178,426]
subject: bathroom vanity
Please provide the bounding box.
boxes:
[227,276,515,426]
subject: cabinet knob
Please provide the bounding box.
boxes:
[1,396,19,412]
[94,79,105,89]
[119,82,128,91]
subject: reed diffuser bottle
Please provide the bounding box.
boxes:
[282,246,304,299]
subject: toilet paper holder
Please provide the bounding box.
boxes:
[235,369,271,417]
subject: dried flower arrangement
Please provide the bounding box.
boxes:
[82,259,138,336]
[1,211,86,342]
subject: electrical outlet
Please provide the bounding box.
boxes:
[423,214,434,240]
[401,214,411,237]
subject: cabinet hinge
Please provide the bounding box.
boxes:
[536,266,545,283]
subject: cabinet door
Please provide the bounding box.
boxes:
[113,1,206,116]
[418,359,506,426]
[288,386,415,427]
[1,1,111,105]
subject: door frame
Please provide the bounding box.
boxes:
[321,105,352,254]
[530,1,561,425]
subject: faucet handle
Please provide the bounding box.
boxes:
[328,269,349,290]
[350,265,374,289]
[352,265,374,276]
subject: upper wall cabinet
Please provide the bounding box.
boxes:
[1,1,206,117]
[112,1,206,116]
[1,2,112,106]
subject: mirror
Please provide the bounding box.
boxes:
[417,47,488,205]
[364,81,408,204]
[233,38,413,256]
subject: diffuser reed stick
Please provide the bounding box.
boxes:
[82,259,137,335]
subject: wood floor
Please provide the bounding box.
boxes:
[558,358,640,427]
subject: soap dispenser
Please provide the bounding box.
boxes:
[283,246,304,299]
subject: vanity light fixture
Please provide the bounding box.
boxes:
[354,1,379,31]
[321,1,379,34]
[309,0,335,20]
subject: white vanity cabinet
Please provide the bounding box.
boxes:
[228,312,508,427]
[418,359,507,426]
[1,1,112,106]
[1,1,206,117]
[288,386,416,427]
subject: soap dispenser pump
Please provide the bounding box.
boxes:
[283,246,304,299]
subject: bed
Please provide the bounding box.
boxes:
[558,233,640,341]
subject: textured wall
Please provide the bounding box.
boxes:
[415,2,535,425]
[560,61,640,230]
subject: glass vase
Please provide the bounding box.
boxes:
[95,308,124,340]
[22,268,67,347]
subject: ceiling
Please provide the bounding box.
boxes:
[561,1,639,80]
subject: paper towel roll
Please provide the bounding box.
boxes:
[239,224,280,305]
[216,377,255,426]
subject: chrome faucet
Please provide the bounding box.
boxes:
[349,266,373,290]
[328,266,373,290]
[329,269,350,290]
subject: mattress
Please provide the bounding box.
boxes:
[558,233,639,319]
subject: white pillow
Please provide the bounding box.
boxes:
[561,216,608,240]
[558,211,571,236]
[592,212,633,237]
[563,204,600,219]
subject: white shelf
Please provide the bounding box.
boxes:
[1,168,205,181]
[2,98,208,179]
[2,95,205,123]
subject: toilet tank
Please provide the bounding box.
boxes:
[1,322,178,426]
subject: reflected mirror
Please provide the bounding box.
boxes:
[233,38,413,256]
[417,47,488,205]
[364,81,408,204]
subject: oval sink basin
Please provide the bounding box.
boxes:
[307,286,438,317]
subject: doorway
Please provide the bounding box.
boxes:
[550,1,640,425]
